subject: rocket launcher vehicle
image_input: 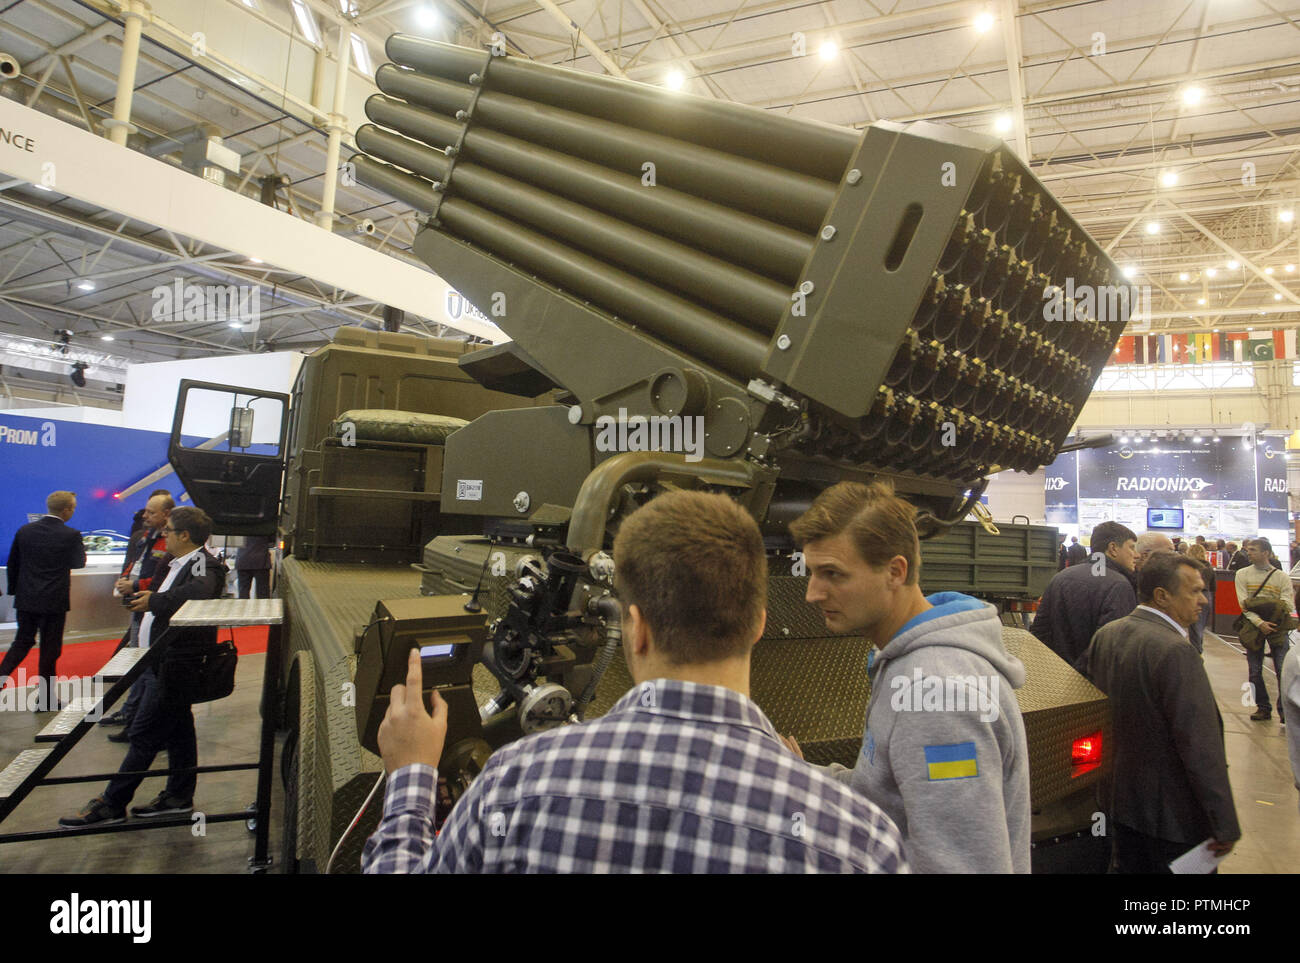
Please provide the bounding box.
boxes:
[351,35,1131,535]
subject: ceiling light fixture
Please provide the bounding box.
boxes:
[1145,221,1160,235]
[665,70,685,90]
[1182,86,1204,106]
[76,280,95,291]
[1121,264,1137,279]
[993,113,1013,134]
[1265,266,1275,275]
[819,40,838,61]
[1280,209,1295,223]
[974,11,995,33]
[1178,272,1190,282]
[1160,170,1179,188]
[415,5,438,28]
[1205,267,1217,278]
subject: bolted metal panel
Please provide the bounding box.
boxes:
[355,40,1127,510]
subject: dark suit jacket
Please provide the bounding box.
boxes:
[1030,558,1137,670]
[1084,607,1241,845]
[1066,543,1088,566]
[144,549,226,652]
[6,516,87,614]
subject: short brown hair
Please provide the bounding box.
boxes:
[46,491,76,513]
[789,481,920,584]
[612,491,766,664]
[168,506,213,546]
[1188,543,1208,562]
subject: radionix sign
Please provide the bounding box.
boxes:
[1115,476,1212,493]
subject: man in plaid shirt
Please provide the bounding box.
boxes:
[363,491,907,873]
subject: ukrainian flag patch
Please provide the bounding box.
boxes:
[924,741,978,781]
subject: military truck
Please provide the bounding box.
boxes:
[169,35,1130,873]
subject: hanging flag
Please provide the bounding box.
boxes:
[1273,329,1286,359]
[1172,333,1189,362]
[1209,332,1222,361]
[1226,331,1248,363]
[1113,335,1134,364]
[1196,333,1213,362]
[1286,329,1297,359]
[1247,337,1275,361]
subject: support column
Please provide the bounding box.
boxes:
[105,1,146,147]
[315,24,351,231]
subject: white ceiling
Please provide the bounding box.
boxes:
[0,0,1297,405]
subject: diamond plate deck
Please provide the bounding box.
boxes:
[171,598,285,626]
[95,646,147,681]
[0,747,54,800]
[35,697,101,742]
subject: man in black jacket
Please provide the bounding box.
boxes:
[2,491,86,710]
[60,507,224,826]
[1084,552,1240,872]
[1030,521,1138,670]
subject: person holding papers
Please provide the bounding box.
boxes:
[1084,552,1241,873]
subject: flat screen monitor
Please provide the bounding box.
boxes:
[1147,508,1184,530]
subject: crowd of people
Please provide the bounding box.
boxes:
[7,483,1297,872]
[2,489,275,827]
[359,486,1300,875]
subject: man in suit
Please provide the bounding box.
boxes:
[1084,551,1241,873]
[1030,521,1138,671]
[60,507,225,826]
[1066,536,1088,566]
[101,490,174,734]
[2,491,87,710]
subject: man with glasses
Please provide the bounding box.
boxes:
[60,507,225,827]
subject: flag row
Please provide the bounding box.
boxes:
[1108,330,1297,365]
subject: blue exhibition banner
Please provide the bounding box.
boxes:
[1255,440,1289,531]
[0,413,203,566]
[1044,448,1077,525]
[1045,438,1271,538]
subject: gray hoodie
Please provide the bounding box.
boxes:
[826,592,1031,873]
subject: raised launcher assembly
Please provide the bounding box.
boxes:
[351,36,1131,529]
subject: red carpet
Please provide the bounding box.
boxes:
[1,626,268,685]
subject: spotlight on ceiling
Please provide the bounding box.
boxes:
[1178,272,1190,282]
[1205,267,1217,278]
[1280,209,1295,224]
[1227,260,1239,270]
[70,362,87,388]
[100,334,114,342]
[974,11,995,33]
[1121,264,1138,279]
[415,4,438,28]
[819,40,838,61]
[1160,170,1179,188]
[76,280,95,291]
[1181,86,1204,106]
[664,69,685,90]
[1145,221,1161,235]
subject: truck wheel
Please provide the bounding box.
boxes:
[281,728,301,874]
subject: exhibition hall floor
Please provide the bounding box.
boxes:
[0,636,1295,874]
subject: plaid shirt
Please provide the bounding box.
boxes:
[362,679,907,874]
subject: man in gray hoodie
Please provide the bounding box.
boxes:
[785,481,1031,873]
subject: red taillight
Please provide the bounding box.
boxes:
[1071,731,1103,777]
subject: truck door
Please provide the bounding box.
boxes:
[168,380,290,534]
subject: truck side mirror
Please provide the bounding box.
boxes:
[229,406,254,449]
